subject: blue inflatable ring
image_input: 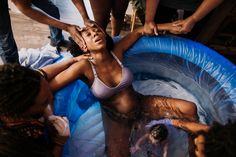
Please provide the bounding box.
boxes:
[54,35,236,157]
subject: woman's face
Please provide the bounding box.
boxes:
[25,78,53,119]
[81,25,106,52]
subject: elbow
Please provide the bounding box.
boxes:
[11,0,32,15]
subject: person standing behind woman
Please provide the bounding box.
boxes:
[0,0,90,64]
[0,0,19,64]
[143,0,224,38]
[12,0,94,46]
[88,0,129,36]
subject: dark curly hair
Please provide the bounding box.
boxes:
[68,33,114,57]
[149,124,168,142]
[203,121,236,157]
[0,64,41,117]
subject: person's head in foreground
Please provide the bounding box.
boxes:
[68,24,114,57]
[194,121,236,157]
[148,124,168,145]
[0,63,52,119]
[0,64,54,157]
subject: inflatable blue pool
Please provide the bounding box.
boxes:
[54,36,236,157]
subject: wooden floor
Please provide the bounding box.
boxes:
[10,11,50,49]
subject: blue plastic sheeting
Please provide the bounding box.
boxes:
[53,35,236,157]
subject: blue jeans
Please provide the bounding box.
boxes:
[32,0,64,46]
[0,0,19,63]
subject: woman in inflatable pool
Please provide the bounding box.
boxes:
[49,23,198,157]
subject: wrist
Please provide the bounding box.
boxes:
[83,17,90,23]
[64,23,72,32]
[145,20,154,24]
[189,15,198,23]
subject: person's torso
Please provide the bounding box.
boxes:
[87,51,141,116]
[89,52,134,99]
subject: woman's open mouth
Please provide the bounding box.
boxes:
[94,38,102,44]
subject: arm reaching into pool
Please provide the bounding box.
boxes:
[171,119,210,133]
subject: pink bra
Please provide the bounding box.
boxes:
[89,52,133,99]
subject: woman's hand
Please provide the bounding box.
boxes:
[48,115,70,146]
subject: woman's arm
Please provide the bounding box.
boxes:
[113,27,143,59]
[41,58,76,81]
[40,55,89,81]
[49,59,87,92]
[171,119,210,133]
[114,21,184,59]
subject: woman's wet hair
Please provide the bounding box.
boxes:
[203,121,236,157]
[68,32,114,57]
[149,124,168,142]
[0,64,41,117]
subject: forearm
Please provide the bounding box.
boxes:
[115,27,143,54]
[12,0,70,31]
[72,0,90,21]
[157,23,171,31]
[171,119,210,133]
[145,0,160,22]
[190,0,224,22]
[41,58,76,81]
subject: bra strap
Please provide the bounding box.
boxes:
[88,60,98,78]
[111,51,124,67]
